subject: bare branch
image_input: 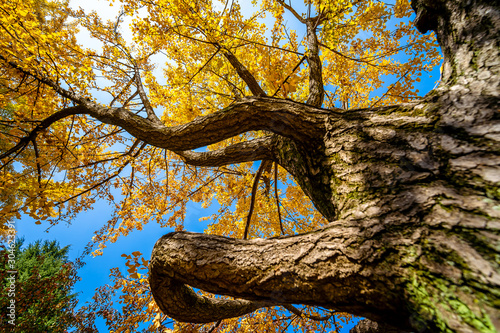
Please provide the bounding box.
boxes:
[370,68,412,107]
[31,138,42,186]
[274,162,284,235]
[272,55,307,97]
[319,42,390,69]
[0,105,86,162]
[184,48,221,88]
[54,142,147,207]
[70,139,141,170]
[110,73,137,107]
[208,319,222,333]
[282,304,334,321]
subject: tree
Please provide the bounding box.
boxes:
[0,238,80,332]
[0,0,498,331]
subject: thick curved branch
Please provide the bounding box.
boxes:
[149,234,275,323]
[149,230,413,330]
[175,136,276,167]
[148,273,270,323]
[2,54,328,150]
[91,96,330,150]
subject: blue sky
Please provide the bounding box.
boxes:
[12,0,442,331]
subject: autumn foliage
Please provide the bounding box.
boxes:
[0,0,440,331]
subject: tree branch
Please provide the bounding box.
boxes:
[274,162,284,235]
[349,319,409,333]
[222,49,267,97]
[276,0,306,24]
[134,65,163,125]
[243,160,267,239]
[149,261,274,323]
[305,19,325,107]
[1,54,330,151]
[175,136,276,167]
[149,229,413,329]
[0,105,86,162]
[282,304,334,322]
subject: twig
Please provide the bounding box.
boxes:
[274,163,284,235]
[134,64,162,125]
[183,47,221,88]
[370,68,411,107]
[31,138,42,186]
[276,0,306,23]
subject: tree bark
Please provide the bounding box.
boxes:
[149,0,500,332]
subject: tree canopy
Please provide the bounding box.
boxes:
[0,0,439,239]
[1,0,498,331]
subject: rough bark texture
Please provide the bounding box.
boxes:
[1,0,498,331]
[149,0,500,332]
[305,18,325,107]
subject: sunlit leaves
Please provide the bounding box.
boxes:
[319,0,441,108]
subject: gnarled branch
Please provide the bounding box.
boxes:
[1,54,330,152]
[149,229,413,329]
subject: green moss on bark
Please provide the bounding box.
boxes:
[405,274,496,333]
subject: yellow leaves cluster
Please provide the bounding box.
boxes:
[0,0,94,96]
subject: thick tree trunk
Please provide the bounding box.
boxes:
[149,0,499,331]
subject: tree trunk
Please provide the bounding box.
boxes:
[149,0,499,331]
